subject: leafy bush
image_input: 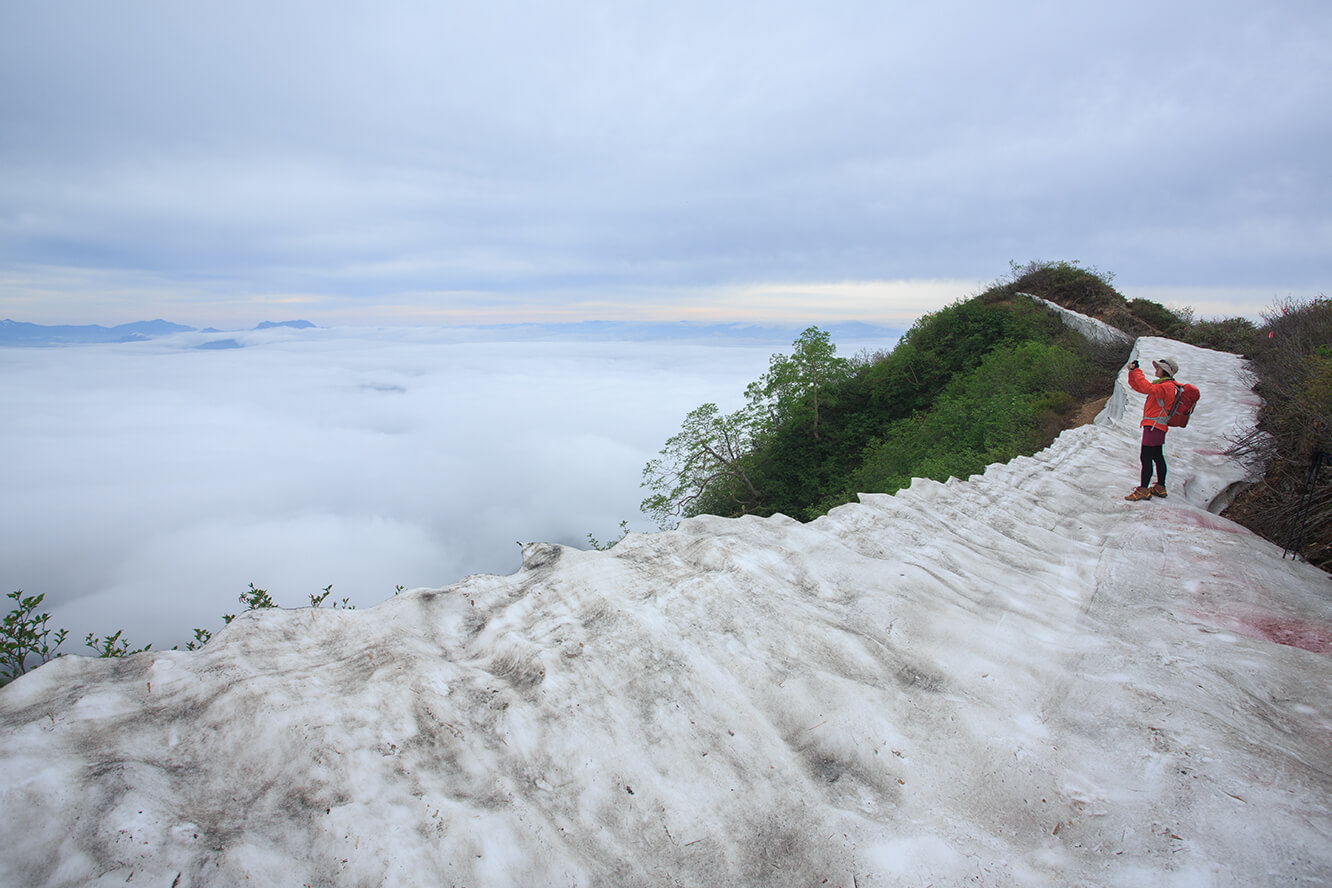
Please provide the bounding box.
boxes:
[1127,298,1188,337]
[0,580,374,686]
[1183,316,1261,355]
[860,295,1062,419]
[1000,260,1122,316]
[309,583,355,610]
[84,630,150,659]
[839,341,1089,504]
[222,582,276,625]
[0,590,67,684]
[587,520,631,551]
[1,589,158,686]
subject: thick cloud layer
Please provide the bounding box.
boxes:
[0,326,893,651]
[1,1,1327,324]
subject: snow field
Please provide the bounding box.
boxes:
[1,330,1329,886]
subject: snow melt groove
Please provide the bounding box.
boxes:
[2,327,1330,888]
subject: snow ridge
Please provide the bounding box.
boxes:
[1022,293,1134,346]
[2,333,1330,887]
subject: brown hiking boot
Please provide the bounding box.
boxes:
[1149,484,1168,498]
[1124,487,1153,501]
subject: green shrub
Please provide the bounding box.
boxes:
[861,295,1060,419]
[0,579,368,684]
[1183,317,1260,355]
[587,520,631,551]
[84,630,150,658]
[1128,298,1188,337]
[1001,260,1122,316]
[309,583,355,609]
[0,590,67,685]
[837,341,1091,505]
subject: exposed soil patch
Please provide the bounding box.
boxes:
[1071,395,1110,427]
[1034,393,1114,453]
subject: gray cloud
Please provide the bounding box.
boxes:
[1,0,1327,322]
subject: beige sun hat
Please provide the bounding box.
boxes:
[1153,357,1179,378]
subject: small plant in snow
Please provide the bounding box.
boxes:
[0,590,68,685]
[223,582,276,624]
[309,583,354,609]
[587,520,631,551]
[4,578,370,669]
[84,629,150,659]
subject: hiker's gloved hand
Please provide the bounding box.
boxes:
[1129,360,1139,369]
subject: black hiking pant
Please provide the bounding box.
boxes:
[1140,444,1167,488]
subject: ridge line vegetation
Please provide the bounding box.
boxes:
[640,259,1327,571]
[642,261,1134,525]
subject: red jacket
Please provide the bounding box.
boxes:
[1129,367,1181,431]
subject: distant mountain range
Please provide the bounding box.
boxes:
[0,317,903,349]
[254,320,317,331]
[0,319,316,346]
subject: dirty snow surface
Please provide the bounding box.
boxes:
[3,333,1331,888]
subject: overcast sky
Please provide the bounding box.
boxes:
[1,1,1327,327]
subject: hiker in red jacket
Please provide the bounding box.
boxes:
[1125,356,1181,501]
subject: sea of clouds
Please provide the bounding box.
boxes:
[1,323,897,651]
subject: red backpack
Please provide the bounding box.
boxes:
[1165,381,1201,427]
